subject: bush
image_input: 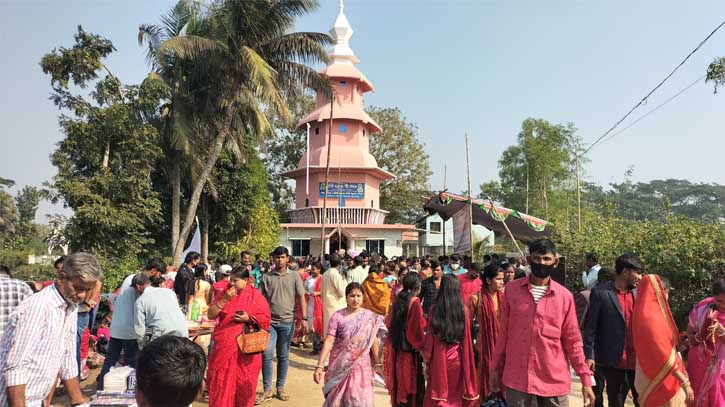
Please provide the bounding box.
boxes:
[555,209,725,329]
[97,254,142,293]
[12,263,57,281]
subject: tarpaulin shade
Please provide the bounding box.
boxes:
[423,192,551,243]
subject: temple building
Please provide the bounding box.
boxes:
[278,1,418,257]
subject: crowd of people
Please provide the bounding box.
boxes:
[0,239,723,407]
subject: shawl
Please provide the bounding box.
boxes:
[477,289,503,397]
[362,274,392,316]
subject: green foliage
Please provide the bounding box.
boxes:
[42,27,165,259]
[479,118,582,221]
[556,209,725,328]
[265,94,317,219]
[706,56,725,93]
[211,151,280,260]
[367,106,432,224]
[589,178,725,223]
[10,264,57,282]
[97,254,141,293]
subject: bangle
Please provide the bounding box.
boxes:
[374,363,382,367]
[314,366,324,370]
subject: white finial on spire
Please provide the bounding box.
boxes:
[329,0,358,65]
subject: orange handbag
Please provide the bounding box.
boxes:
[236,317,270,354]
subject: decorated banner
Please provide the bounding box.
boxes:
[319,182,365,199]
[452,205,472,253]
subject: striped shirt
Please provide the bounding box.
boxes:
[0,275,33,339]
[531,283,549,304]
[0,284,78,407]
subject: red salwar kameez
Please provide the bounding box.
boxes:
[207,285,271,407]
[423,307,479,407]
[475,290,503,398]
[384,297,426,407]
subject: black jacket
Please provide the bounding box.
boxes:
[582,282,636,367]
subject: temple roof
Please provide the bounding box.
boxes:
[320,63,374,92]
[296,102,382,132]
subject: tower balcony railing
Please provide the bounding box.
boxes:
[287,206,388,225]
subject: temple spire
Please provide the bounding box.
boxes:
[329,0,359,65]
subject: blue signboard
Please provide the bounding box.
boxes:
[319,182,365,199]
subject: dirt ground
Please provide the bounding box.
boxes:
[54,345,629,407]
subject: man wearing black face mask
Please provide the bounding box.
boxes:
[582,254,643,407]
[490,239,596,407]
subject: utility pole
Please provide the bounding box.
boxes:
[320,94,334,258]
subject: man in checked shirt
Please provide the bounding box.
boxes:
[0,265,33,339]
[0,252,103,407]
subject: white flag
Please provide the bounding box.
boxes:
[181,224,201,261]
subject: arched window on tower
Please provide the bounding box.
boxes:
[315,127,320,135]
[371,200,374,208]
[305,198,309,207]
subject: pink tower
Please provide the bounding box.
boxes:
[279,1,418,256]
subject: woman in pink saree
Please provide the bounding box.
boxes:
[685,278,725,407]
[313,282,386,407]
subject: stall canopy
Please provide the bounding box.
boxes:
[423,192,551,243]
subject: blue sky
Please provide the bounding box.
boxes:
[1,0,724,221]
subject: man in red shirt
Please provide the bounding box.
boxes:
[582,254,643,407]
[490,239,595,407]
[212,264,232,302]
[458,262,483,306]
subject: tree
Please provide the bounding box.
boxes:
[211,150,280,259]
[139,1,204,255]
[706,57,725,92]
[480,118,580,221]
[265,94,317,220]
[15,186,44,224]
[157,0,331,264]
[367,106,432,224]
[586,178,725,223]
[41,27,165,258]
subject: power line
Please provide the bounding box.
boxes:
[597,74,706,147]
[584,17,725,154]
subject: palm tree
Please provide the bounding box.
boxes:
[158,0,331,264]
[139,1,207,255]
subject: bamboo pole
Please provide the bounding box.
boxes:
[320,94,334,258]
[576,155,582,233]
[465,134,474,261]
[442,164,447,257]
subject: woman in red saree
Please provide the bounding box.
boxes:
[685,278,725,407]
[384,273,426,407]
[470,262,505,398]
[632,274,694,407]
[423,274,479,407]
[206,266,271,407]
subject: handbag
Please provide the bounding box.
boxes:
[481,392,507,407]
[236,317,270,354]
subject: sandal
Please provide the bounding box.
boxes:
[254,390,273,405]
[277,388,290,401]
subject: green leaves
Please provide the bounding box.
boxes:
[367,106,432,224]
[706,57,725,93]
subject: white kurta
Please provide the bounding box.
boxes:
[320,267,347,335]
